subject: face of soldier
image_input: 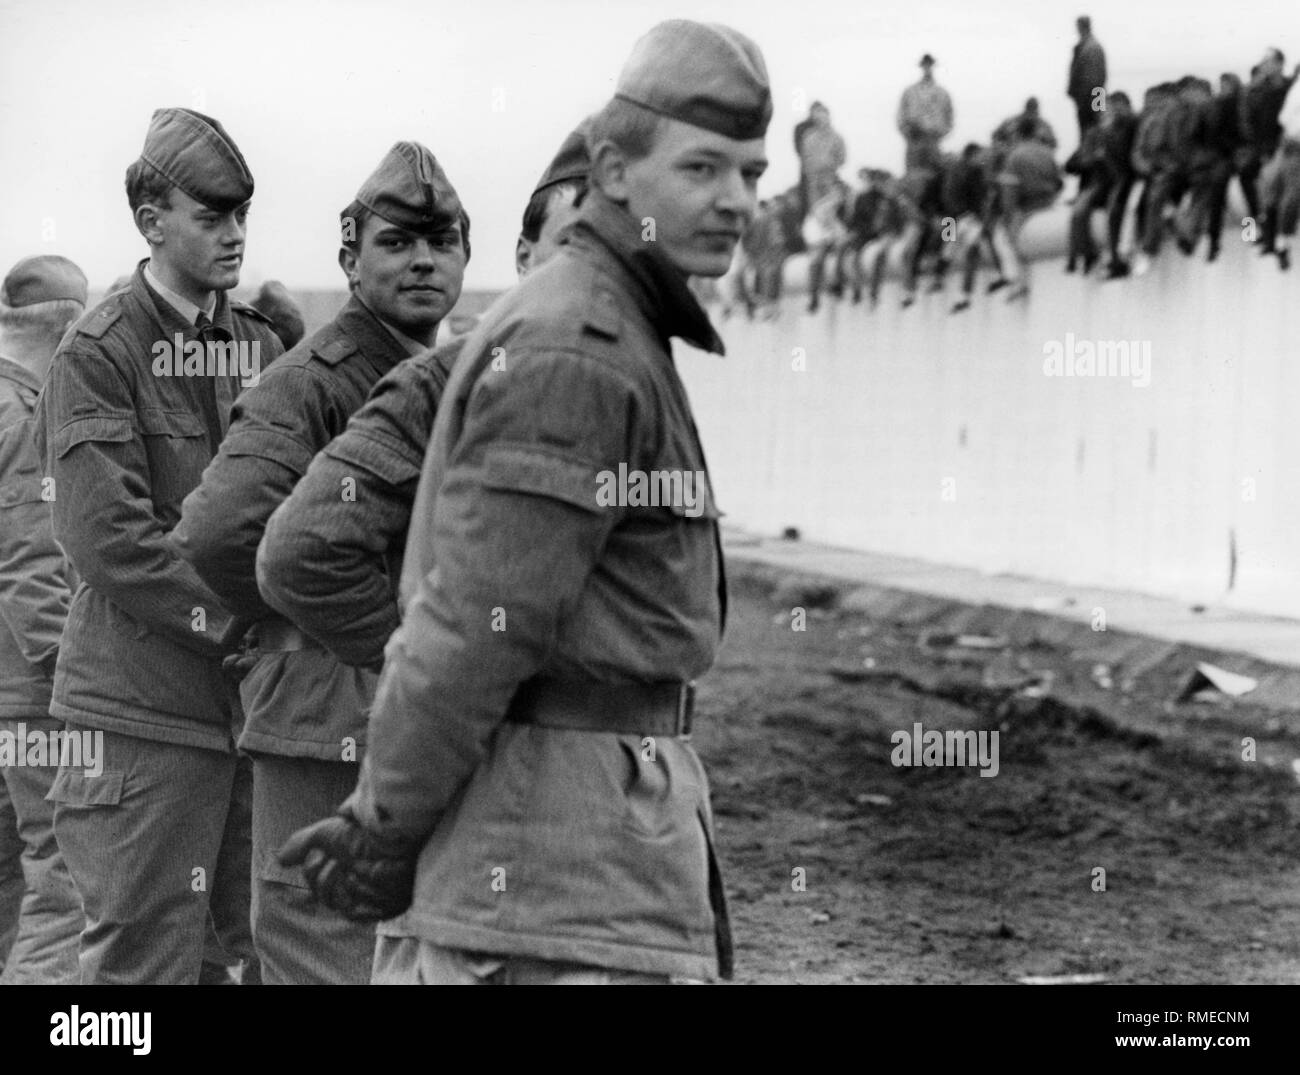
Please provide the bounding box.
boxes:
[343,217,467,344]
[607,118,768,279]
[142,189,248,304]
[516,186,583,278]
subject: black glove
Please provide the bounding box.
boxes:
[277,815,418,922]
[221,651,259,684]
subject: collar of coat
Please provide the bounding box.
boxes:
[132,258,237,340]
[565,190,725,357]
[312,292,417,378]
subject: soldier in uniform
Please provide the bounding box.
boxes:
[34,108,283,984]
[280,18,769,985]
[173,143,468,985]
[254,127,590,676]
[0,255,87,984]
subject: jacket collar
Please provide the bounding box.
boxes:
[133,259,236,339]
[332,293,413,378]
[564,191,724,356]
[0,353,42,395]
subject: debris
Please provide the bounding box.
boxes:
[1017,670,1056,699]
[1018,973,1108,985]
[1176,662,1259,704]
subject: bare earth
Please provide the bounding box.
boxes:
[695,568,1300,985]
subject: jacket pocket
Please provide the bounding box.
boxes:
[325,431,421,489]
[46,768,125,808]
[138,408,210,516]
[51,415,133,459]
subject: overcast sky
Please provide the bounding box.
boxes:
[1,0,1294,290]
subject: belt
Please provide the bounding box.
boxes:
[505,679,695,737]
[256,618,312,653]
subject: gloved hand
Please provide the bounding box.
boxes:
[221,651,259,684]
[277,815,418,922]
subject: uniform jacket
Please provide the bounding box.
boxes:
[0,356,73,719]
[344,190,731,980]
[897,80,954,140]
[257,339,463,671]
[33,263,282,751]
[1068,34,1108,103]
[174,295,411,759]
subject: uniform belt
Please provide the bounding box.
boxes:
[256,618,311,653]
[505,679,695,737]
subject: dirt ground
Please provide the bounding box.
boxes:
[693,566,1300,984]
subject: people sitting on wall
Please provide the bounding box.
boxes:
[989,115,1064,300]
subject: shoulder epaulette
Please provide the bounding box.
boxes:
[75,304,123,340]
[231,300,274,326]
[315,335,358,366]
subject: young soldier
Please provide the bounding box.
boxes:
[281,19,769,985]
[255,126,590,674]
[35,109,282,984]
[0,256,87,984]
[173,143,468,984]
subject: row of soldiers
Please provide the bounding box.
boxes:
[0,17,769,985]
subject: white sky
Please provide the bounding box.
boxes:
[1,0,1295,289]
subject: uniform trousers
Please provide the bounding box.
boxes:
[250,754,375,984]
[0,716,83,983]
[49,722,253,984]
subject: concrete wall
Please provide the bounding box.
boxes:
[678,206,1300,618]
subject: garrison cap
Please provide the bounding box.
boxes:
[532,122,592,200]
[348,142,463,236]
[138,108,254,212]
[614,20,772,141]
[1,255,88,308]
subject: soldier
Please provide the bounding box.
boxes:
[172,143,469,985]
[34,108,282,984]
[280,17,768,985]
[0,255,87,984]
[255,127,590,676]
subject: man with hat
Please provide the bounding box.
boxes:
[897,54,954,172]
[254,124,590,681]
[173,141,468,984]
[34,108,282,984]
[279,18,766,985]
[0,255,87,984]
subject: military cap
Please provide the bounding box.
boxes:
[614,20,771,141]
[138,108,254,212]
[1,255,88,308]
[252,280,306,351]
[348,142,463,236]
[532,122,592,200]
